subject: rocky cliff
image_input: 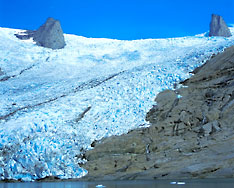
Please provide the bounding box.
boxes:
[81,45,234,180]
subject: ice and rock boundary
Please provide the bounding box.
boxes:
[81,45,234,180]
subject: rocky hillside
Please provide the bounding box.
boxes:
[81,45,234,180]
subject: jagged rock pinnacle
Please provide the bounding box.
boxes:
[33,17,66,49]
[209,14,232,37]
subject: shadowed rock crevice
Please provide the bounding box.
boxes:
[15,30,35,40]
[74,106,92,123]
[81,46,234,180]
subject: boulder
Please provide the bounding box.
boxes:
[201,121,220,137]
[33,17,66,49]
[209,14,232,37]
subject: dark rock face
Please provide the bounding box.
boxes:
[209,14,232,37]
[81,46,234,180]
[33,17,66,49]
[15,30,35,40]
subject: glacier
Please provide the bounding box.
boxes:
[0,27,234,181]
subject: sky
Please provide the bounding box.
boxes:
[0,0,234,40]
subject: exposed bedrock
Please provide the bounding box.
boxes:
[15,17,66,49]
[80,45,234,180]
[33,17,66,49]
[14,30,35,40]
[209,14,232,37]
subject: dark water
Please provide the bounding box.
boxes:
[0,179,234,188]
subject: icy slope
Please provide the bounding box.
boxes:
[0,27,234,181]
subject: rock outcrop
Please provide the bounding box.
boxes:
[81,45,234,180]
[33,17,66,49]
[15,18,66,49]
[209,14,232,37]
[15,30,35,40]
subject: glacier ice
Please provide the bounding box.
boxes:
[0,27,234,181]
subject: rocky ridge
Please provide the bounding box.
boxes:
[81,45,234,180]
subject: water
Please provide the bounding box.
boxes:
[0,179,234,188]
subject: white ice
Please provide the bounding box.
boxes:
[0,27,234,181]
